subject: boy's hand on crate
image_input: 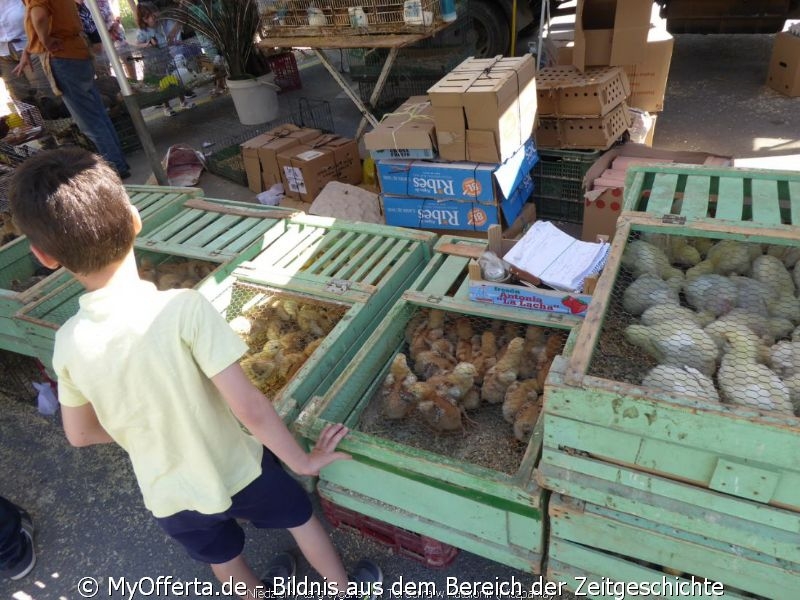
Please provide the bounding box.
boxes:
[306,423,351,475]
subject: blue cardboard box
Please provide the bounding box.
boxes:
[376,138,537,203]
[381,174,534,232]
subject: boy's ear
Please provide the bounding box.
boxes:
[30,244,60,269]
[130,204,142,235]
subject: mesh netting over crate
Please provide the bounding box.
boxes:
[356,305,567,475]
[224,281,349,398]
[205,98,334,185]
[587,230,800,418]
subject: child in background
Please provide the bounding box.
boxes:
[9,147,384,600]
[134,2,195,116]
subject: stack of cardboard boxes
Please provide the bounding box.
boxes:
[540,0,675,143]
[364,55,540,234]
[241,124,362,204]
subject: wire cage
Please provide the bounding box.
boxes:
[586,228,800,419]
[259,0,443,36]
[224,280,349,399]
[205,98,335,185]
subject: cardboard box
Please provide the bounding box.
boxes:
[364,96,438,160]
[258,127,321,190]
[573,0,652,71]
[427,55,537,163]
[277,145,337,202]
[537,65,630,117]
[240,124,307,193]
[309,134,362,185]
[376,138,538,203]
[464,225,595,317]
[381,174,534,232]
[536,102,631,150]
[767,31,800,97]
[622,29,674,112]
[580,143,734,242]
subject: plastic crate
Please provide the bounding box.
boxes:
[531,148,602,224]
[266,51,302,92]
[320,494,458,569]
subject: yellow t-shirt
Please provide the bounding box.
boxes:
[53,280,263,518]
[24,0,91,59]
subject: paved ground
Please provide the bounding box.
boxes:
[3,29,800,600]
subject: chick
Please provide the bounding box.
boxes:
[304,338,323,357]
[425,362,478,403]
[536,332,567,389]
[156,272,184,290]
[413,349,457,379]
[684,274,739,317]
[471,330,498,384]
[641,365,719,402]
[513,402,541,443]
[622,274,681,316]
[751,254,795,298]
[640,303,714,328]
[625,321,719,376]
[482,337,525,403]
[502,379,540,423]
[705,239,757,275]
[519,325,546,379]
[621,239,684,281]
[767,244,800,269]
[297,304,329,336]
[278,330,307,352]
[381,353,419,419]
[413,383,463,432]
[768,340,800,378]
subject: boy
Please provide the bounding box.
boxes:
[9,148,382,599]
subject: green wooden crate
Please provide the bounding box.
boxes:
[293,236,585,572]
[547,492,797,599]
[622,164,800,226]
[13,198,297,374]
[126,184,204,235]
[221,215,436,424]
[548,538,753,600]
[540,213,800,515]
[541,448,800,596]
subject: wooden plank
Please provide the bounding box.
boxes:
[679,175,712,218]
[644,173,679,215]
[360,239,411,286]
[183,197,297,219]
[751,178,783,225]
[436,242,485,259]
[336,234,385,280]
[621,170,647,211]
[714,176,745,221]
[347,237,394,282]
[257,26,449,50]
[790,181,800,226]
[417,254,470,296]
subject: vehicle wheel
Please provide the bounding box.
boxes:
[466,0,511,58]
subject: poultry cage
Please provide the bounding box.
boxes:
[296,234,580,571]
[538,211,800,598]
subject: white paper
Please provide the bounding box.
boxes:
[503,221,608,292]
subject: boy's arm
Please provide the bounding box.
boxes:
[61,403,115,447]
[212,362,350,476]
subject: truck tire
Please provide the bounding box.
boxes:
[467,0,511,57]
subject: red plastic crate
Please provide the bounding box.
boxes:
[320,496,458,569]
[267,51,302,93]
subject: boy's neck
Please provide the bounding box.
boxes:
[73,251,141,292]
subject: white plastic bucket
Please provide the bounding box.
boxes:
[226,75,280,125]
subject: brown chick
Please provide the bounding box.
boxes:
[471,331,498,384]
[513,401,541,443]
[498,321,524,349]
[381,353,419,419]
[481,337,525,403]
[535,332,567,389]
[277,351,305,379]
[156,272,184,290]
[413,349,457,379]
[426,362,478,403]
[412,382,463,432]
[297,305,327,336]
[502,379,541,423]
[518,326,546,379]
[461,387,481,410]
[304,338,323,357]
[278,330,307,352]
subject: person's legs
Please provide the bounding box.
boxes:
[49,57,129,175]
[209,554,262,598]
[0,496,35,580]
[287,515,347,589]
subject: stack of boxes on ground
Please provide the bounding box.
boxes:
[532,0,676,233]
[240,124,362,204]
[366,55,540,234]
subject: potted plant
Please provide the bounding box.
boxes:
[165,0,279,124]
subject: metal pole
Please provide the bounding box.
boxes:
[85,0,168,184]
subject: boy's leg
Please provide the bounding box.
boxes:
[0,496,35,580]
[209,554,262,598]
[288,515,348,591]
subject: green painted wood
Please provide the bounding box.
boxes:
[714,176,745,221]
[320,483,542,573]
[789,181,800,225]
[548,540,751,600]
[622,171,647,212]
[549,495,798,598]
[679,175,712,219]
[708,457,781,502]
[751,178,782,225]
[537,448,800,561]
[645,173,679,215]
[359,239,412,286]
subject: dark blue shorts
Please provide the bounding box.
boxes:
[155,447,313,564]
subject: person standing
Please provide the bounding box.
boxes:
[14,0,130,179]
[0,496,35,581]
[0,0,50,102]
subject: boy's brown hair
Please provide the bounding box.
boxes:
[9,148,136,275]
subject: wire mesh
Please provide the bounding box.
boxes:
[356,305,567,474]
[587,230,800,417]
[225,281,348,398]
